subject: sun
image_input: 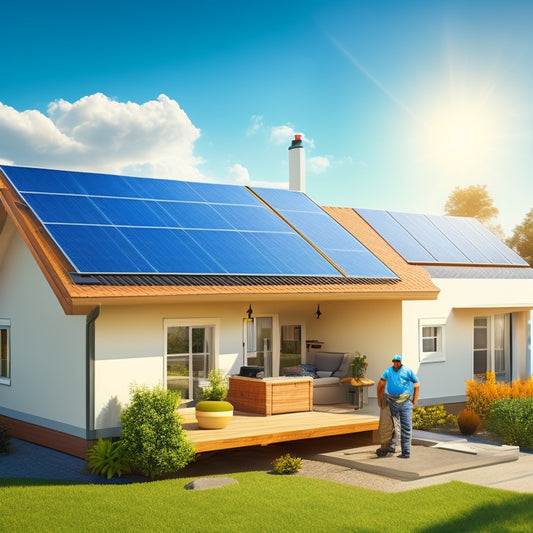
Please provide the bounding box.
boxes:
[424,104,497,165]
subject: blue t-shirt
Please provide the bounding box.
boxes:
[381,365,419,396]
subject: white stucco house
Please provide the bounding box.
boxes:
[0,140,531,457]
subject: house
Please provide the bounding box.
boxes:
[0,138,531,457]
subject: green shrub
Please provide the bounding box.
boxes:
[465,372,533,421]
[120,385,196,479]
[0,422,11,454]
[485,397,533,448]
[271,453,302,474]
[412,405,457,430]
[202,369,229,401]
[87,438,130,479]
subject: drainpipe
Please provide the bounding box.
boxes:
[288,134,305,192]
[86,306,100,441]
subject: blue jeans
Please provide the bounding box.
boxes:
[388,399,413,455]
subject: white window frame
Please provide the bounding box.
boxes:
[0,319,11,386]
[419,318,446,363]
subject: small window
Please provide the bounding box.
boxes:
[0,319,11,385]
[419,318,446,363]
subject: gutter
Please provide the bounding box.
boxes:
[86,305,100,440]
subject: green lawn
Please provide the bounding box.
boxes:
[1,473,532,532]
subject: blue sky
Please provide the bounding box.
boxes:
[1,0,532,235]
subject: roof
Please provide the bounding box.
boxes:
[0,165,440,314]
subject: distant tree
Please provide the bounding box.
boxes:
[444,185,499,223]
[507,209,533,266]
[444,184,504,238]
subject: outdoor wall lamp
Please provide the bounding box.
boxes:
[246,305,254,320]
[314,304,322,319]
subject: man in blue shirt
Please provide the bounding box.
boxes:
[377,354,420,459]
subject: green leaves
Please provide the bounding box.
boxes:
[87,439,130,479]
[119,385,195,478]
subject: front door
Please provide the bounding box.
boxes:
[165,324,213,401]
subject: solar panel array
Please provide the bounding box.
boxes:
[356,208,528,266]
[1,165,397,278]
[251,187,397,278]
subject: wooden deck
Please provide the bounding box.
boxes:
[179,405,380,453]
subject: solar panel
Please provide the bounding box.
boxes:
[1,165,348,276]
[252,188,398,279]
[355,208,436,263]
[357,208,528,266]
[388,211,470,263]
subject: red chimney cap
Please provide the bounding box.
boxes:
[294,134,302,141]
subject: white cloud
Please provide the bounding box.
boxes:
[246,115,263,136]
[0,93,203,180]
[270,124,296,145]
[307,156,331,174]
[227,163,251,184]
[270,124,315,149]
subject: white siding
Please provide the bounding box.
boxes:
[93,299,402,429]
[403,277,533,403]
[0,220,86,434]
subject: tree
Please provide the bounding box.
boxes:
[444,185,499,223]
[507,209,533,267]
[444,184,504,238]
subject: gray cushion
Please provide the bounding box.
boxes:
[314,352,344,373]
[332,354,352,378]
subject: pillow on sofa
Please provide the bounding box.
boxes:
[332,354,352,378]
[316,370,333,378]
[314,352,344,373]
[300,364,318,378]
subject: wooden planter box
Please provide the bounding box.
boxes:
[227,376,313,416]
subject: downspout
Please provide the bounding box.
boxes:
[86,306,100,440]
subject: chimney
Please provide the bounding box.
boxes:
[288,134,305,192]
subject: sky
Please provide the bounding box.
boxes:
[0,0,532,236]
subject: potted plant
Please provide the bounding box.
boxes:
[349,352,368,380]
[195,369,234,429]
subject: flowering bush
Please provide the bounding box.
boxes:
[412,405,457,430]
[465,372,533,421]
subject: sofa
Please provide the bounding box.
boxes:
[282,351,353,404]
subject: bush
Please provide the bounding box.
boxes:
[485,397,533,448]
[87,438,130,479]
[0,422,11,454]
[271,453,302,474]
[120,385,196,479]
[457,409,481,435]
[202,369,229,401]
[412,405,457,430]
[465,372,533,421]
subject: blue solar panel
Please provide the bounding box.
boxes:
[1,165,351,276]
[447,217,528,265]
[253,188,398,279]
[389,211,470,263]
[426,215,493,264]
[355,208,436,263]
[357,208,528,266]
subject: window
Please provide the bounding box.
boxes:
[0,319,11,385]
[280,325,303,373]
[419,318,446,363]
[164,319,217,401]
[473,314,511,382]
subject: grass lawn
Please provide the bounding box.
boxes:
[1,473,532,532]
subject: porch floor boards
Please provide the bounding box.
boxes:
[179,406,379,453]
